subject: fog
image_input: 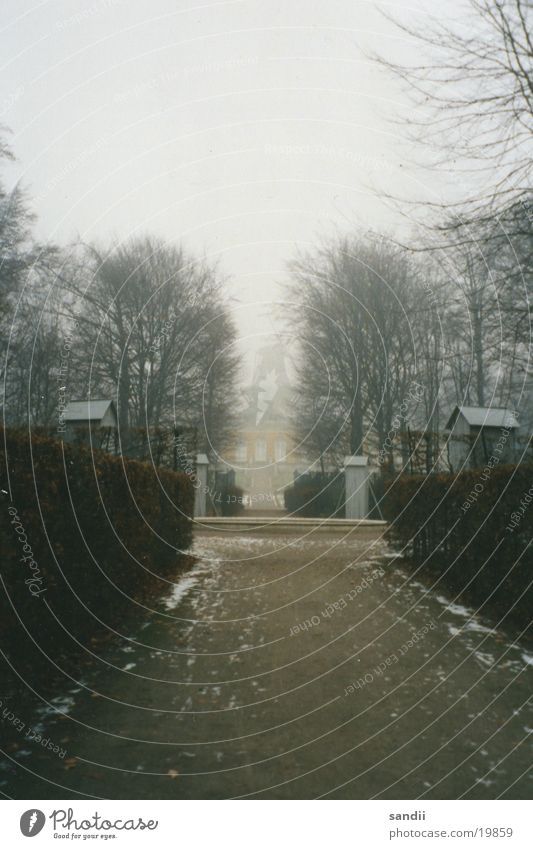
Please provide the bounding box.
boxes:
[1,0,460,365]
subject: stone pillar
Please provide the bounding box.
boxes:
[344,455,370,520]
[194,453,209,517]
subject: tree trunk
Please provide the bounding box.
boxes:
[350,403,364,455]
[473,303,485,406]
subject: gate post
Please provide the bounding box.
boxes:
[194,453,209,517]
[344,455,370,520]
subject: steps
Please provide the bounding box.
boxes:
[194,515,387,532]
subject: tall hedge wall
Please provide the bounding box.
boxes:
[0,427,193,689]
[384,464,533,632]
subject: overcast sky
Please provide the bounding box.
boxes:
[1,0,458,364]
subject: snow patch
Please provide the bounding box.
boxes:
[436,595,471,618]
[164,576,199,609]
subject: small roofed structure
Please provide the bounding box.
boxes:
[60,399,118,452]
[445,405,519,471]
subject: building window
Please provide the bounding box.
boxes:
[255,439,267,461]
[275,438,286,462]
[236,442,247,462]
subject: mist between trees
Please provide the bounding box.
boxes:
[319,0,533,473]
[2,134,532,474]
[2,0,533,475]
[284,227,532,475]
[0,136,240,459]
[281,0,533,476]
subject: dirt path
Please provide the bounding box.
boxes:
[3,525,533,799]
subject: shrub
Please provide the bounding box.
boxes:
[284,473,345,518]
[217,484,245,516]
[0,427,193,689]
[383,464,533,632]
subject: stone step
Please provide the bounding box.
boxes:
[194,515,387,533]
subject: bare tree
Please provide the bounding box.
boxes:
[288,235,419,470]
[1,129,68,427]
[288,239,367,458]
[373,3,533,430]
[0,130,35,317]
[66,236,239,457]
[377,0,533,235]
[196,308,241,457]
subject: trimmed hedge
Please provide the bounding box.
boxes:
[384,464,533,631]
[217,485,245,517]
[284,472,345,518]
[0,427,193,687]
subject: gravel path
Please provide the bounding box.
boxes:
[3,525,532,799]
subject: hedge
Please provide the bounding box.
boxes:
[217,485,245,517]
[284,472,345,518]
[383,464,533,632]
[0,427,193,690]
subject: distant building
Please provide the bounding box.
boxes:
[445,405,519,471]
[60,399,118,451]
[225,344,309,505]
